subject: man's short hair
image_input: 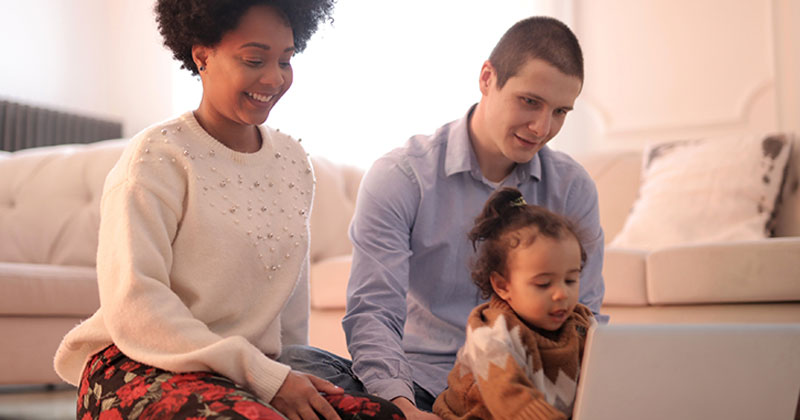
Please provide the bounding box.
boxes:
[488,16,583,89]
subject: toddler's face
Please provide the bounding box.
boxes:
[492,234,581,331]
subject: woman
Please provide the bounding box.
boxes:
[54,1,403,419]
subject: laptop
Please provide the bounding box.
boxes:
[572,323,800,420]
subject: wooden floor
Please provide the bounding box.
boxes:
[0,385,75,420]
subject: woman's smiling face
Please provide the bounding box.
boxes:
[194,4,295,129]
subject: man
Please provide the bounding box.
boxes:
[280,16,605,420]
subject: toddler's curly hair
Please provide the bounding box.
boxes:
[469,187,587,300]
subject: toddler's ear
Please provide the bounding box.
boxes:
[490,272,511,301]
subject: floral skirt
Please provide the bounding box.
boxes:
[77,344,404,420]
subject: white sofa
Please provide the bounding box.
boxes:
[2,135,799,385]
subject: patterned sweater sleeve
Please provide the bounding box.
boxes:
[434,302,575,420]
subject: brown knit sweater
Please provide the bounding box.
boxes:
[433,296,595,420]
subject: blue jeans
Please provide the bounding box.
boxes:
[278,345,437,412]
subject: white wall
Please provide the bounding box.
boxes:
[0,0,173,138]
[564,0,800,151]
[1,0,116,118]
[774,0,800,135]
[2,0,798,158]
[106,0,175,137]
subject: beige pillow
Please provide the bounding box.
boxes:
[610,133,793,250]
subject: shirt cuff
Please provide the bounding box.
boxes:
[366,378,416,404]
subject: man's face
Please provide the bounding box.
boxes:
[479,58,582,166]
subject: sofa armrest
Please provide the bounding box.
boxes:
[309,255,351,310]
[646,238,800,304]
[602,248,649,305]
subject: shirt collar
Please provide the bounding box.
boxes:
[443,105,478,177]
[444,105,543,182]
[518,149,543,182]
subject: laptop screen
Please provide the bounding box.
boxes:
[572,323,800,420]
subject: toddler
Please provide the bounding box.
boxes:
[434,187,596,420]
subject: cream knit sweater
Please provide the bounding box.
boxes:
[54,112,314,403]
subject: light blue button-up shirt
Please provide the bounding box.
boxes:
[342,106,606,404]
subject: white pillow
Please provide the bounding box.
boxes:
[610,133,793,250]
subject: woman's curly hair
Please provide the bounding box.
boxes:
[155,0,335,75]
[469,187,587,300]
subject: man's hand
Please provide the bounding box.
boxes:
[271,371,345,420]
[391,397,443,420]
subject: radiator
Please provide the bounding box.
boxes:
[0,100,123,152]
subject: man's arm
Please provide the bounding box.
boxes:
[565,172,607,321]
[342,156,420,402]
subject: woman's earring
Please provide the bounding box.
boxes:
[198,66,206,72]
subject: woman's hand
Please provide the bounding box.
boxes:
[271,371,344,420]
[391,397,443,420]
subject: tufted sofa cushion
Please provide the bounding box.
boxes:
[0,139,127,266]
